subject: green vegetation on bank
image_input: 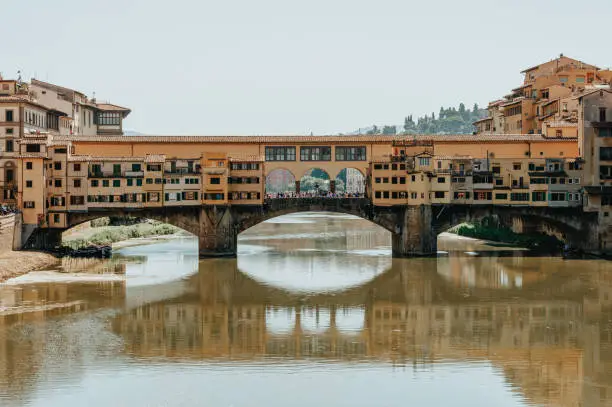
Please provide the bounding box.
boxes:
[449,219,563,250]
[63,219,181,250]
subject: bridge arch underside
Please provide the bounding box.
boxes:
[24,203,600,258]
[433,205,599,252]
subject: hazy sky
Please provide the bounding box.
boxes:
[3,0,611,135]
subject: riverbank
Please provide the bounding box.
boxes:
[0,250,59,282]
[62,221,184,250]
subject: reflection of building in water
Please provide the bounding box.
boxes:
[0,280,126,400]
[59,256,136,274]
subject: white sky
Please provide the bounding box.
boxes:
[3,0,611,135]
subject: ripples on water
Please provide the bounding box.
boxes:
[1,212,612,406]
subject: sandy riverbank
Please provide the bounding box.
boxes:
[0,251,59,282]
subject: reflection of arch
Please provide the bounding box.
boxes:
[265,168,296,193]
[335,168,365,194]
[300,168,331,192]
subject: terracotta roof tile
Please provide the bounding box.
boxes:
[68,155,145,162]
[54,134,577,144]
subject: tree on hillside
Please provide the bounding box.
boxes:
[382,125,397,135]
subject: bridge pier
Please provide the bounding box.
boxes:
[392,205,437,257]
[198,206,238,257]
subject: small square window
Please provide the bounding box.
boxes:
[26,162,33,170]
[26,180,33,188]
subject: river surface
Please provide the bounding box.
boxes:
[1,212,612,406]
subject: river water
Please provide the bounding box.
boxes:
[1,213,612,406]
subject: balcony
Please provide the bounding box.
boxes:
[89,171,144,178]
[165,168,201,175]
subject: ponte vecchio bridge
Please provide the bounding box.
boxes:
[7,133,600,256]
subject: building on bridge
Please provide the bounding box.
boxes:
[1,59,612,255]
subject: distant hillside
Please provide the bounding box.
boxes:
[349,103,487,135]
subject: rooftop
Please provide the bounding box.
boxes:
[53,134,578,144]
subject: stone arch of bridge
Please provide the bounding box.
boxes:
[64,206,202,237]
[432,205,598,251]
[233,199,397,236]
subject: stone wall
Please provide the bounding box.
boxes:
[0,214,17,254]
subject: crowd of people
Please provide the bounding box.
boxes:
[265,191,365,199]
[0,205,18,216]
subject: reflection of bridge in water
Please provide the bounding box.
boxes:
[109,258,607,407]
[4,256,612,406]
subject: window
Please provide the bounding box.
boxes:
[73,163,81,172]
[410,192,418,199]
[147,164,162,171]
[54,179,62,188]
[131,164,141,172]
[54,162,62,170]
[511,193,529,201]
[437,177,445,183]
[600,166,612,179]
[5,110,14,122]
[137,179,142,186]
[495,179,503,186]
[399,177,406,184]
[210,177,221,184]
[391,192,398,199]
[6,128,13,135]
[513,163,521,170]
[600,128,612,137]
[24,201,35,209]
[391,164,398,171]
[103,180,110,187]
[382,178,389,183]
[335,146,366,161]
[74,179,81,188]
[127,179,133,186]
[146,178,153,184]
[204,193,224,200]
[559,76,568,83]
[392,177,398,184]
[113,180,121,187]
[576,76,585,83]
[375,177,381,183]
[5,140,13,152]
[91,180,99,187]
[97,112,121,126]
[434,191,445,199]
[55,148,67,154]
[26,180,33,188]
[375,191,381,198]
[418,157,430,166]
[411,175,416,182]
[531,191,547,201]
[600,107,607,122]
[26,162,33,170]
[495,193,508,200]
[154,178,162,184]
[550,192,566,202]
[300,146,331,161]
[70,196,85,205]
[26,144,41,153]
[383,191,390,199]
[474,191,492,200]
[265,146,296,161]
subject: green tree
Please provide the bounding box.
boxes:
[382,125,397,135]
